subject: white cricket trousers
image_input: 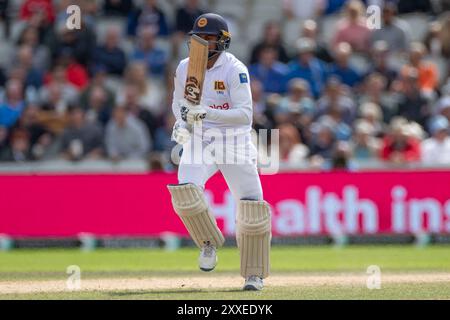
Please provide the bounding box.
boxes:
[177,133,263,201]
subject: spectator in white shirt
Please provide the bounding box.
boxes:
[105,106,151,161]
[421,115,450,166]
[283,0,325,20]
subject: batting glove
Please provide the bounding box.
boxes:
[171,120,191,145]
[178,99,207,125]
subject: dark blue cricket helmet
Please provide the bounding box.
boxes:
[189,13,231,53]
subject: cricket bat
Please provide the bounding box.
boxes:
[184,34,209,106]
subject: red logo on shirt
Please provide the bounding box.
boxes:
[209,103,229,110]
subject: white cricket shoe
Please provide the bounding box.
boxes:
[243,275,264,291]
[198,244,217,272]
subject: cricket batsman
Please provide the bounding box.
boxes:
[167,13,272,291]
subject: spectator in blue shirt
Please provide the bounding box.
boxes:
[309,118,336,161]
[153,113,177,153]
[278,78,315,117]
[16,45,43,89]
[103,0,134,17]
[366,40,397,87]
[250,21,290,64]
[329,42,362,88]
[315,76,356,127]
[127,0,170,37]
[284,37,329,98]
[249,45,289,94]
[301,19,333,63]
[325,0,348,14]
[0,80,26,128]
[92,26,127,76]
[132,26,168,78]
[174,0,204,34]
[0,67,5,87]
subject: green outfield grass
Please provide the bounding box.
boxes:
[3,283,450,300]
[1,245,450,299]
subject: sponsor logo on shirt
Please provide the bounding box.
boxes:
[209,103,229,110]
[214,80,226,95]
[239,73,248,83]
[214,80,226,91]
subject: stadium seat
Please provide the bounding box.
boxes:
[387,52,409,72]
[282,18,305,47]
[155,38,172,57]
[95,17,127,43]
[319,14,341,49]
[213,0,249,21]
[228,40,250,63]
[158,0,176,27]
[9,0,24,16]
[105,76,124,93]
[250,0,283,21]
[245,18,268,45]
[399,13,431,42]
[122,37,136,57]
[0,23,5,41]
[0,41,13,68]
[10,19,26,42]
[349,54,371,74]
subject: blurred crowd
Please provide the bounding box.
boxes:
[0,0,449,171]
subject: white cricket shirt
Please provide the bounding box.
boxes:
[172,52,253,134]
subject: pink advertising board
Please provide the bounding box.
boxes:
[0,171,449,237]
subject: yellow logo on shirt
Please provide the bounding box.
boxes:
[214,80,226,91]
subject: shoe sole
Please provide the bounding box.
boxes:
[243,284,262,291]
[199,256,217,272]
[199,266,215,272]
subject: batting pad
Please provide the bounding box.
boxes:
[167,183,225,248]
[236,200,272,279]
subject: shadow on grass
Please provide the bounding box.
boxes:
[107,288,245,297]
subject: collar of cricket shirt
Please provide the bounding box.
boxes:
[207,52,227,71]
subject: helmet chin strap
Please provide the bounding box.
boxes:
[208,35,225,61]
[208,51,220,60]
